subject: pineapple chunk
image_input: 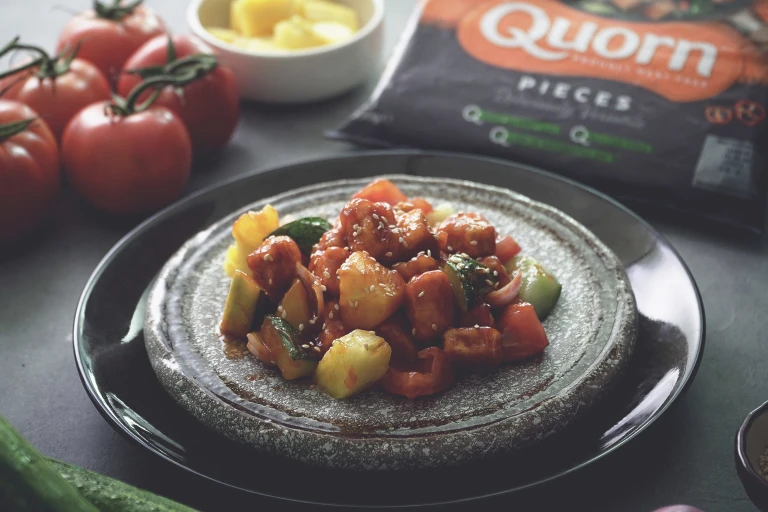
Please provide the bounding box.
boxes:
[231,204,279,254]
[224,243,251,277]
[315,330,391,399]
[207,27,239,43]
[339,251,406,330]
[426,203,454,228]
[312,21,354,45]
[300,0,358,31]
[230,0,294,37]
[274,16,325,49]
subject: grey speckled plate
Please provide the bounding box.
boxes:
[143,175,637,470]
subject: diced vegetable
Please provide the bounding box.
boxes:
[498,302,549,361]
[267,216,332,255]
[461,302,495,328]
[295,263,325,319]
[375,314,418,364]
[477,255,511,286]
[404,270,454,342]
[504,255,562,319]
[0,416,99,512]
[260,315,319,380]
[351,178,407,205]
[220,271,262,338]
[278,278,312,331]
[485,271,522,309]
[339,251,406,329]
[495,235,521,262]
[230,0,294,37]
[380,347,454,399]
[443,327,503,368]
[232,205,279,254]
[426,203,454,227]
[223,243,250,277]
[315,329,391,399]
[246,332,275,366]
[442,254,498,312]
[300,0,359,30]
[436,212,496,258]
[274,15,325,49]
[393,253,440,282]
[247,235,302,300]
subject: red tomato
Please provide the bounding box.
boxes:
[56,5,166,82]
[495,235,521,262]
[381,347,455,399]
[352,178,408,205]
[62,102,191,215]
[117,35,239,155]
[498,302,549,361]
[0,59,110,141]
[409,197,433,214]
[0,100,59,242]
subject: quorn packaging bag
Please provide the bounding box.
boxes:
[330,0,768,234]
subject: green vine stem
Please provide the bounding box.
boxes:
[0,37,81,81]
[93,0,143,21]
[0,118,38,143]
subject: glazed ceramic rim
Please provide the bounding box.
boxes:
[73,150,706,507]
[736,399,768,491]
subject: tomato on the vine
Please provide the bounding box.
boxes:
[0,38,110,141]
[0,100,60,242]
[56,0,166,82]
[117,35,239,155]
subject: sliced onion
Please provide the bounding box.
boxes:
[485,271,522,308]
[296,262,325,318]
[246,332,275,366]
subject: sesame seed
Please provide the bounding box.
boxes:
[363,343,369,350]
[360,269,366,275]
[385,251,393,257]
[412,328,416,336]
[432,323,437,331]
[418,291,425,297]
[370,284,375,292]
[299,324,304,332]
[493,270,498,276]
[378,222,384,230]
[379,283,387,288]
[301,344,310,349]
[447,246,454,251]
[309,318,316,324]
[398,237,404,243]
[269,278,273,285]
[324,271,330,279]
[321,285,327,292]
[313,346,322,352]
[352,232,358,237]
[349,300,355,307]
[372,214,379,220]
[334,304,339,310]
[355,301,359,308]
[353,224,360,229]
[427,250,432,257]
[474,324,480,328]
[485,279,495,287]
[470,240,478,246]
[389,224,396,229]
[264,253,273,261]
[457,264,464,270]
[329,311,334,319]
[277,305,283,312]
[281,311,286,319]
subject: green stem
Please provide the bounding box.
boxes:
[0,37,79,81]
[93,0,143,21]
[0,117,37,143]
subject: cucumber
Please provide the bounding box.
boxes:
[0,416,98,512]
[260,315,319,380]
[442,254,498,312]
[267,217,332,255]
[505,255,562,319]
[220,270,262,338]
[48,459,197,512]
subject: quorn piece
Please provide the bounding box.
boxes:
[436,212,496,258]
[308,246,349,296]
[247,235,302,300]
[339,198,399,261]
[315,299,347,355]
[404,270,454,342]
[460,302,495,328]
[443,327,503,368]
[392,253,440,282]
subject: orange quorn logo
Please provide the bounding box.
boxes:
[455,0,752,102]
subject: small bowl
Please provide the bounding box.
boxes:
[188,0,384,103]
[736,399,768,510]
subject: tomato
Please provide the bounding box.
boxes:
[56,3,166,82]
[0,59,110,141]
[381,347,454,399]
[0,100,59,242]
[495,235,521,262]
[62,102,191,215]
[117,35,239,155]
[498,302,549,361]
[409,197,433,214]
[352,178,408,205]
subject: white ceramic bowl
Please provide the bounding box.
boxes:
[188,0,384,103]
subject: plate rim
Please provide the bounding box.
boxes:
[73,149,706,507]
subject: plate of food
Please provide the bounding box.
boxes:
[74,151,704,505]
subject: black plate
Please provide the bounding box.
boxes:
[74,151,705,508]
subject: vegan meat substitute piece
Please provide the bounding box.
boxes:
[331,0,768,233]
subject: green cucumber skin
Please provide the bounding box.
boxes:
[267,217,332,254]
[265,315,317,361]
[0,416,99,512]
[48,459,197,512]
[443,254,497,312]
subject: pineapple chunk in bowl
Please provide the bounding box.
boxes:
[187,0,384,103]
